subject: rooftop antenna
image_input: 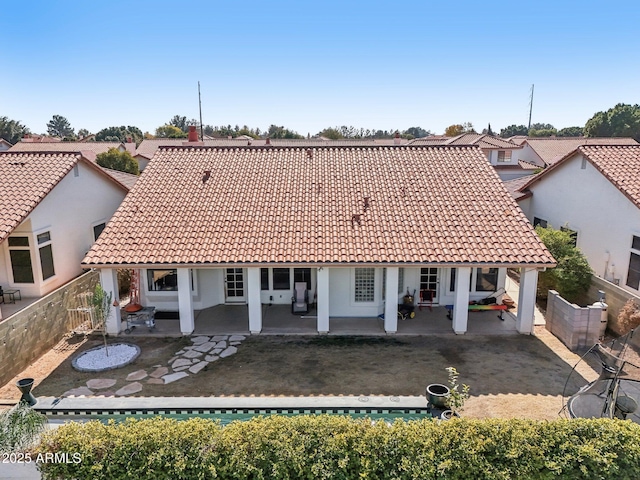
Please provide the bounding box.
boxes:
[198,81,204,140]
[528,84,534,130]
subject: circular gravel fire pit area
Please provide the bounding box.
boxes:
[72,343,141,372]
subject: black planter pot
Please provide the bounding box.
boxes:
[16,378,37,406]
[426,383,450,409]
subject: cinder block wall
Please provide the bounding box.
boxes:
[0,270,98,389]
[586,276,640,336]
[546,290,602,350]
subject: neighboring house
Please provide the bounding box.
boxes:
[0,152,130,298]
[514,145,640,295]
[9,139,137,157]
[0,139,12,152]
[411,134,528,180]
[83,145,554,336]
[514,137,639,168]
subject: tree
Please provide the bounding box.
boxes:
[499,124,529,138]
[155,124,187,138]
[528,122,557,137]
[96,148,139,175]
[535,225,592,303]
[267,125,304,139]
[91,284,112,356]
[403,126,432,138]
[168,115,189,133]
[444,122,475,136]
[0,116,30,144]
[77,128,92,139]
[46,115,75,139]
[481,123,494,135]
[318,127,343,139]
[584,103,640,141]
[95,126,143,144]
[557,126,583,137]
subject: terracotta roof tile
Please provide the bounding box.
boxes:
[524,137,638,166]
[579,145,640,209]
[83,146,554,267]
[9,141,129,156]
[0,152,130,243]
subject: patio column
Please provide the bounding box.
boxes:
[247,267,262,333]
[317,267,329,333]
[177,268,194,335]
[453,267,471,334]
[517,267,539,334]
[384,267,399,333]
[99,268,122,335]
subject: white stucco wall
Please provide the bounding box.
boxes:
[515,143,546,167]
[0,162,127,297]
[522,153,640,294]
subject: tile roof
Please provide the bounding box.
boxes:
[135,138,412,159]
[503,175,536,201]
[101,167,139,190]
[523,137,638,166]
[83,145,555,267]
[577,145,640,209]
[0,152,128,243]
[410,134,520,149]
[9,141,129,156]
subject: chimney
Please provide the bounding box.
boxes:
[126,136,133,143]
[265,137,271,145]
[394,132,401,145]
[188,125,198,142]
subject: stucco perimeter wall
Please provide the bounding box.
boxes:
[546,290,602,351]
[0,270,98,389]
[587,276,640,336]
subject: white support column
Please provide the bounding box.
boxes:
[177,268,194,335]
[99,268,122,335]
[453,267,471,334]
[517,267,539,334]
[384,267,399,333]
[247,267,262,334]
[317,267,329,333]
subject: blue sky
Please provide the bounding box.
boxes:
[2,1,639,137]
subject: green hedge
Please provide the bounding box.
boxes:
[35,416,640,479]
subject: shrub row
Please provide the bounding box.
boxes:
[35,415,640,479]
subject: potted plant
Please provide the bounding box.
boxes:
[441,366,470,420]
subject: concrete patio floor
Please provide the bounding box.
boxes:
[122,302,522,337]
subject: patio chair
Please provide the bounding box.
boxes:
[291,282,309,314]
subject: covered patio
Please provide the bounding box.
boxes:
[122,303,521,337]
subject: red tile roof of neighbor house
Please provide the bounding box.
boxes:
[9,141,128,154]
[523,137,638,166]
[135,138,412,160]
[82,145,555,267]
[0,152,129,243]
[521,145,640,209]
[410,133,520,150]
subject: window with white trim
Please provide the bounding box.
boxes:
[560,226,578,248]
[354,268,375,302]
[533,217,548,228]
[147,269,178,291]
[398,267,404,294]
[497,150,512,162]
[93,223,106,241]
[627,235,640,290]
[37,231,55,280]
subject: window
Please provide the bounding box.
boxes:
[36,231,55,280]
[354,268,375,302]
[147,269,178,291]
[449,268,472,292]
[8,236,34,283]
[497,150,512,162]
[561,226,578,247]
[382,268,386,300]
[293,268,311,290]
[398,268,404,294]
[273,268,291,290]
[93,223,106,241]
[533,217,548,228]
[627,236,640,290]
[475,268,499,292]
[260,268,269,290]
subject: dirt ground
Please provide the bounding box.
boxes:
[0,327,599,421]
